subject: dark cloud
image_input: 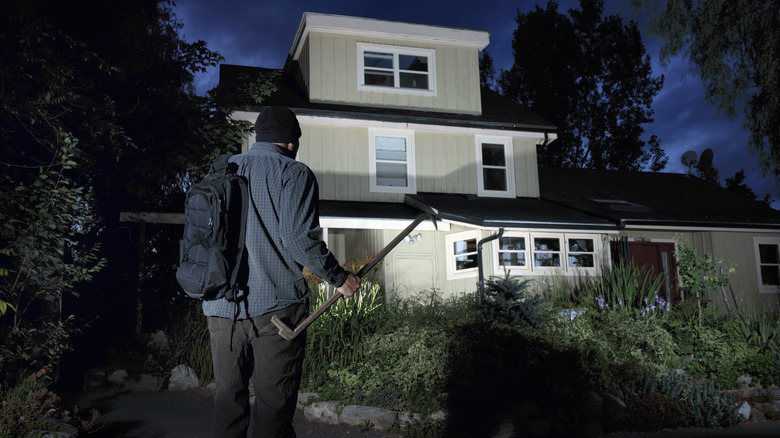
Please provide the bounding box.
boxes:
[174,0,779,205]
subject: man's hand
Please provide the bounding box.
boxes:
[336,273,361,298]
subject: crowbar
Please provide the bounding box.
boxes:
[271,212,437,340]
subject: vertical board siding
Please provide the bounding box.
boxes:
[305,32,481,114]
[515,139,540,197]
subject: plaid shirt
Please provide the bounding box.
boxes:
[203,142,348,319]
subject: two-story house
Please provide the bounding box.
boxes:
[219,12,780,312]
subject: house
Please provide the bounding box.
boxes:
[221,12,780,313]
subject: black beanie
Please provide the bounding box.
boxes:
[255,106,302,143]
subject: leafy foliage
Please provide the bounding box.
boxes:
[499,0,666,171]
[477,273,544,326]
[632,0,780,180]
[624,371,741,429]
[674,236,736,317]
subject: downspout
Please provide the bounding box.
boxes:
[477,228,504,296]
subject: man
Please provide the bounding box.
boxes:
[203,106,361,438]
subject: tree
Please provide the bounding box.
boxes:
[725,170,772,207]
[479,50,497,90]
[499,0,667,171]
[1,0,275,385]
[632,0,780,181]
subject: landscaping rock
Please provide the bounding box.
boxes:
[737,401,751,421]
[296,392,318,410]
[147,330,169,351]
[397,411,422,428]
[340,405,396,430]
[168,364,199,391]
[108,369,128,385]
[303,401,340,425]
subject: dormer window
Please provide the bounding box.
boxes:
[358,43,436,95]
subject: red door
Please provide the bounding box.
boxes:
[611,240,679,302]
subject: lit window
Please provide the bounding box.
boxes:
[755,237,780,293]
[369,129,415,194]
[567,237,595,268]
[476,136,515,198]
[358,43,436,95]
[497,236,528,271]
[446,230,481,279]
[533,237,561,268]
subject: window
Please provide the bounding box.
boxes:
[358,43,436,95]
[754,237,780,293]
[533,236,561,268]
[493,232,600,275]
[446,230,481,279]
[369,129,416,194]
[495,235,529,274]
[476,136,515,198]
[567,237,596,268]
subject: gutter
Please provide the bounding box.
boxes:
[477,228,504,296]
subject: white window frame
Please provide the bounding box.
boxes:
[368,128,416,194]
[475,135,516,198]
[492,232,531,275]
[563,234,599,274]
[754,236,780,293]
[493,232,601,276]
[446,230,481,280]
[357,43,437,96]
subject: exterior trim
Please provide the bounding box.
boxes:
[291,12,490,61]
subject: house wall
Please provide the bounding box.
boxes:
[303,31,482,114]
[621,229,780,315]
[297,124,541,202]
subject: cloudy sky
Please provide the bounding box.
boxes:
[173,0,777,205]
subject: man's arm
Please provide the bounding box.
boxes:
[279,166,358,291]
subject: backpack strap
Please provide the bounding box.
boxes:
[210,153,231,174]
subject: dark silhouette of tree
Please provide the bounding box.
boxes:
[632,0,780,182]
[725,170,772,207]
[1,0,275,380]
[499,0,666,171]
[479,50,497,90]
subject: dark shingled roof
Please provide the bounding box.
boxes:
[405,193,616,230]
[539,167,780,228]
[219,64,557,133]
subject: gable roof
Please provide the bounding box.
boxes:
[539,167,780,229]
[219,64,557,135]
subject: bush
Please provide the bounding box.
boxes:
[477,273,544,326]
[0,380,99,438]
[623,371,741,430]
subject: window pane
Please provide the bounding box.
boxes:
[456,255,478,271]
[569,238,594,252]
[454,238,477,255]
[376,163,407,187]
[759,244,779,264]
[534,253,560,267]
[483,169,507,191]
[364,51,393,68]
[500,252,526,267]
[375,136,407,161]
[568,254,594,267]
[399,54,428,72]
[535,238,560,251]
[365,70,394,87]
[761,265,780,285]
[399,72,428,89]
[500,237,525,251]
[482,143,506,166]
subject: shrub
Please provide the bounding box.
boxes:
[582,261,667,316]
[477,273,544,326]
[623,371,741,429]
[167,302,212,384]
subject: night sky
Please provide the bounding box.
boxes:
[174,0,777,206]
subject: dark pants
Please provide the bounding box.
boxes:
[208,303,307,438]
